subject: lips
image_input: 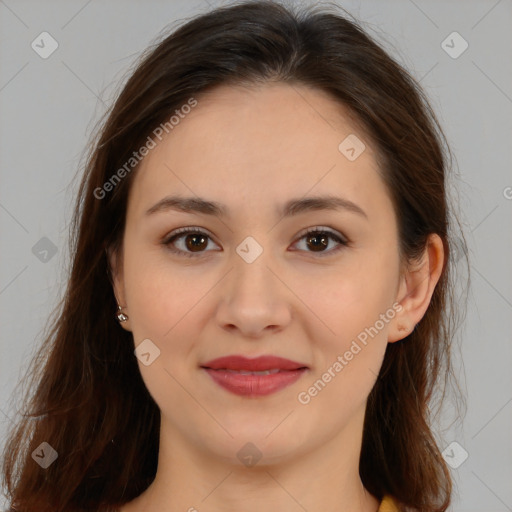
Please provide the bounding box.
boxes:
[201,355,308,397]
[201,355,308,372]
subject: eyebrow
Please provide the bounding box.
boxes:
[145,194,368,220]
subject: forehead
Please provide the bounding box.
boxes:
[127,82,390,221]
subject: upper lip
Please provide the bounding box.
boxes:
[201,355,308,371]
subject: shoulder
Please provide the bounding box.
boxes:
[378,495,401,512]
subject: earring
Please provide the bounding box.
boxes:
[116,305,129,323]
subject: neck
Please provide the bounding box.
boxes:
[123,408,380,512]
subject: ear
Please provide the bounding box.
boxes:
[107,246,132,332]
[388,233,445,342]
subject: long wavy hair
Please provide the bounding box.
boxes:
[1,1,467,510]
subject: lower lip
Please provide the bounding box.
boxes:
[203,368,307,397]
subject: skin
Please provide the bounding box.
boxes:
[111,82,444,512]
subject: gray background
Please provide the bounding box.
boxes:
[1,0,511,510]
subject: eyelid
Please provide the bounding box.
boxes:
[162,225,218,248]
[164,226,213,240]
[294,225,348,244]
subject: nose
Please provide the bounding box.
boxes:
[214,248,293,339]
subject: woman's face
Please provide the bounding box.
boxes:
[113,83,406,466]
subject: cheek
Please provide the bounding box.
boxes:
[122,247,205,407]
[308,253,398,336]
[300,249,399,390]
[296,258,398,415]
[122,240,201,342]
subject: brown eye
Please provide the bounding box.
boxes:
[163,226,347,259]
[305,232,330,252]
[163,228,219,258]
[292,228,348,257]
[184,233,208,252]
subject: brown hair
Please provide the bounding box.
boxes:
[1,1,467,510]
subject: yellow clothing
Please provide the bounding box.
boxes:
[378,494,400,511]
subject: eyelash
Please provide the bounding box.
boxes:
[162,226,348,259]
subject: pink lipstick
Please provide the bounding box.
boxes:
[201,355,308,397]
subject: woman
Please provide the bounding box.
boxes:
[1,1,467,511]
